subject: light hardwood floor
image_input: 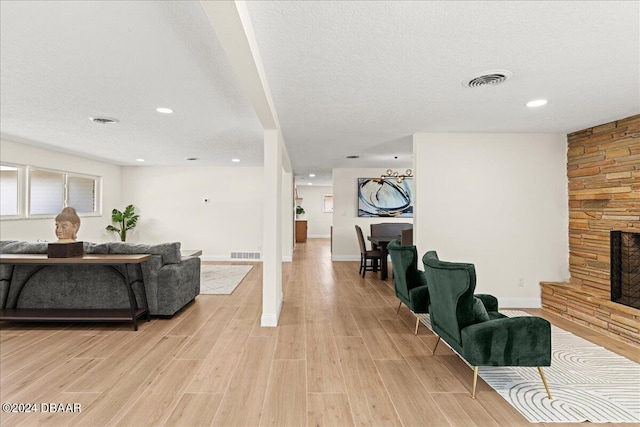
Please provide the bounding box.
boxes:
[1,238,639,427]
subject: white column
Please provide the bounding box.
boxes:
[262,129,283,326]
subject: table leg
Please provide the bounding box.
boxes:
[118,265,139,331]
[380,245,389,280]
[371,243,379,271]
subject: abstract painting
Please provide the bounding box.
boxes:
[358,177,413,217]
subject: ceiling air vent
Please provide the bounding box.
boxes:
[463,70,513,88]
[90,117,119,124]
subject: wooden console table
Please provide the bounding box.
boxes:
[0,253,151,330]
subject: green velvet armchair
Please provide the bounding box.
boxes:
[422,250,552,399]
[387,239,430,334]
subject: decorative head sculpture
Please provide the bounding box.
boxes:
[55,207,81,242]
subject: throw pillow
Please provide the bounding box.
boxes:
[472,296,490,323]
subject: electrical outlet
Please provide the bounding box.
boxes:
[518,278,525,287]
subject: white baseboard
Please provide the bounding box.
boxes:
[261,291,283,327]
[498,297,541,308]
[308,234,331,238]
[282,256,292,262]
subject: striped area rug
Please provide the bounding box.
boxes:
[419,310,640,423]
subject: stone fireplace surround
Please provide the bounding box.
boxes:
[540,114,640,346]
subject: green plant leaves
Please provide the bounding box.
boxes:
[106,205,139,242]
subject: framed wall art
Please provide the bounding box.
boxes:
[357,177,413,217]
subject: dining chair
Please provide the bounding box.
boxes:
[355,225,382,278]
[400,228,413,246]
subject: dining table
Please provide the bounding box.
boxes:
[367,235,400,280]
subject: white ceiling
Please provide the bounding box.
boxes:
[1,1,639,186]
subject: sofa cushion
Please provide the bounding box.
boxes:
[84,242,109,254]
[108,242,181,265]
[0,241,48,254]
[149,242,181,264]
[0,240,110,255]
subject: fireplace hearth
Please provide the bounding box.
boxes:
[610,231,640,310]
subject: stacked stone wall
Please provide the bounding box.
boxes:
[567,115,640,294]
[541,114,640,346]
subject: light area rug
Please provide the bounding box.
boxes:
[419,310,640,423]
[200,264,253,295]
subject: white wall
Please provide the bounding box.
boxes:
[0,139,121,242]
[413,133,569,307]
[332,168,413,260]
[282,170,294,261]
[296,185,333,238]
[121,166,263,261]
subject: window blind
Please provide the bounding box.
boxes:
[29,169,64,215]
[68,176,96,212]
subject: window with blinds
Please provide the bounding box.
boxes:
[0,163,101,218]
[0,165,20,216]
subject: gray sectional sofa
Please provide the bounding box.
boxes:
[0,240,200,317]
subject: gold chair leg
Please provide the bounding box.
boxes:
[414,315,420,335]
[396,301,402,314]
[432,336,440,355]
[472,366,479,399]
[537,367,552,399]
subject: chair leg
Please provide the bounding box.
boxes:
[432,336,440,355]
[414,315,420,335]
[472,366,479,399]
[396,300,402,314]
[537,367,552,399]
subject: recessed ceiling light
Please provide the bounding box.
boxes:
[185,157,199,161]
[89,117,119,124]
[232,158,240,162]
[156,107,173,114]
[135,159,145,162]
[526,99,548,107]
[307,183,313,185]
[309,174,315,177]
[346,155,360,159]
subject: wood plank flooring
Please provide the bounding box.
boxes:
[1,238,639,427]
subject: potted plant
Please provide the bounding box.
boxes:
[296,205,305,219]
[106,204,140,242]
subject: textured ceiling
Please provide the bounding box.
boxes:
[0,1,264,167]
[1,1,639,186]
